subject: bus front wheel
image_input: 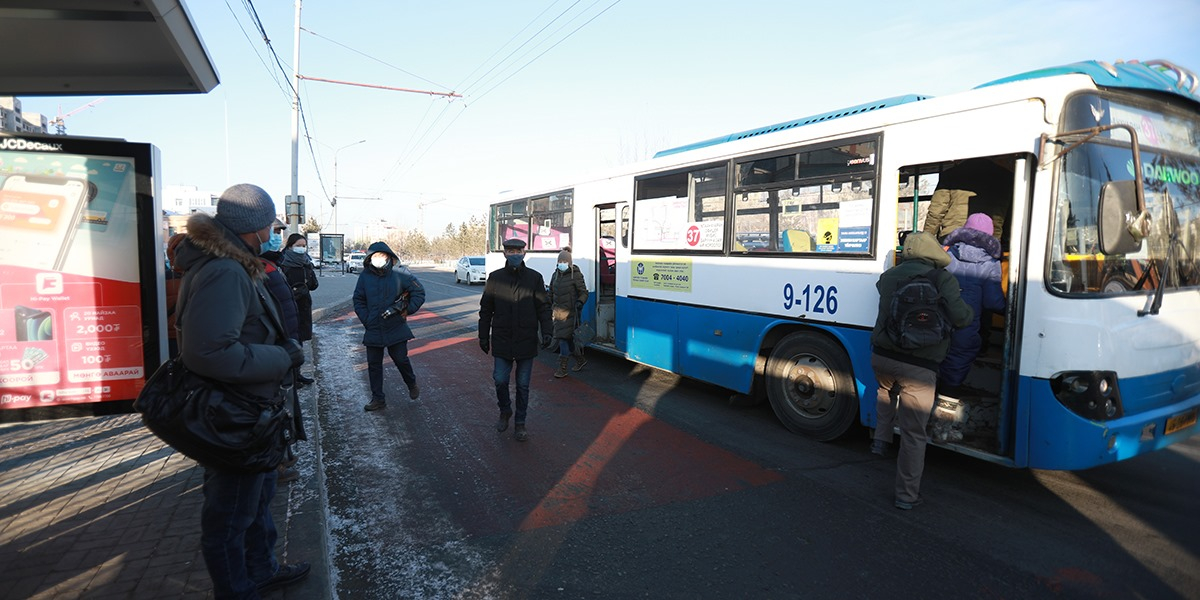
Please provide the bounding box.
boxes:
[765,332,857,441]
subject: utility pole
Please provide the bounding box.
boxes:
[418,197,448,234]
[288,0,302,235]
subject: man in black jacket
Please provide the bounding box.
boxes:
[174,184,310,598]
[478,238,553,441]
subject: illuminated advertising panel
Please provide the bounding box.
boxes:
[0,135,162,410]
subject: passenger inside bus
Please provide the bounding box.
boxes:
[922,157,1013,244]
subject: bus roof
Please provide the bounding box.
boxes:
[652,59,1198,160]
[651,94,931,158]
[978,59,1200,104]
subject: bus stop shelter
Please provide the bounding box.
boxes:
[0,0,218,96]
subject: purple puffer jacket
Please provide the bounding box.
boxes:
[940,227,1005,386]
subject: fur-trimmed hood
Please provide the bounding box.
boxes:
[174,212,266,279]
[943,226,1002,260]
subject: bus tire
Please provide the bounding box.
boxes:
[765,331,858,441]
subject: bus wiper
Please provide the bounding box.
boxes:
[1138,190,1179,317]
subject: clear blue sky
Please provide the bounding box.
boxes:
[19,0,1200,238]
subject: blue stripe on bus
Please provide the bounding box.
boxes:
[619,295,876,404]
[1023,369,1200,470]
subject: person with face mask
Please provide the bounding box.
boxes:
[172,184,311,597]
[353,241,426,411]
[256,220,305,484]
[478,238,554,441]
[280,233,319,387]
[548,248,589,377]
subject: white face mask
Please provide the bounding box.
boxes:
[370,255,389,268]
[557,262,569,272]
[292,246,307,254]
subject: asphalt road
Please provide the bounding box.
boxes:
[307,265,1200,600]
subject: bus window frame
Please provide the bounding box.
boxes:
[731,134,881,258]
[632,161,730,255]
[628,160,729,254]
[489,189,574,252]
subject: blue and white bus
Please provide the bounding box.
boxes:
[486,59,1200,470]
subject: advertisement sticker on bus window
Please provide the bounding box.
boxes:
[816,217,839,251]
[838,226,871,252]
[685,221,722,250]
[631,258,692,292]
[839,199,872,227]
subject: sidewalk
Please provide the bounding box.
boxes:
[0,267,380,599]
[0,359,332,600]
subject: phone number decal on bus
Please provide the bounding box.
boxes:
[783,283,838,314]
[631,259,693,292]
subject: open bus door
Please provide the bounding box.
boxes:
[593,203,625,350]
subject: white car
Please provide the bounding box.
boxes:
[455,256,486,284]
[346,252,367,274]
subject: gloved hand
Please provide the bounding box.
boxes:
[284,339,305,368]
[381,300,407,320]
[541,334,554,350]
[576,302,585,314]
[479,338,490,354]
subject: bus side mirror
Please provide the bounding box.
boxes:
[1098,180,1144,255]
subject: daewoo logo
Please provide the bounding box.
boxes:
[0,138,63,152]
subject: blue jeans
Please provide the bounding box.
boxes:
[493,356,533,423]
[367,342,417,401]
[557,339,575,357]
[200,468,279,600]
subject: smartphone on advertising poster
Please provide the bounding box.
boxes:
[0,174,89,271]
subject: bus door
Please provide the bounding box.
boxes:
[898,154,1027,461]
[593,203,624,348]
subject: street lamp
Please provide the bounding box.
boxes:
[332,139,366,234]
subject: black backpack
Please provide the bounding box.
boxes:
[886,268,953,349]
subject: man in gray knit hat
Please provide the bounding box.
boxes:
[173,183,312,597]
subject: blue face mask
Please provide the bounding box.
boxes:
[505,253,524,268]
[262,231,282,253]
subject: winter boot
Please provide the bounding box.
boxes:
[572,349,587,372]
[554,356,569,378]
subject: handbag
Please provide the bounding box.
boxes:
[135,359,293,473]
[135,257,293,473]
[573,320,595,347]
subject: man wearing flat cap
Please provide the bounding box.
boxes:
[478,237,553,441]
[172,183,311,597]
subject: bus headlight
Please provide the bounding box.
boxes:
[1050,371,1124,421]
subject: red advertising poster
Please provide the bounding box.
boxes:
[0,137,160,409]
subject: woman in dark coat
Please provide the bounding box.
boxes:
[940,213,1005,390]
[280,233,318,385]
[280,234,318,340]
[353,241,426,411]
[548,248,588,377]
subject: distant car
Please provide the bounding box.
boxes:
[455,256,486,284]
[346,251,367,274]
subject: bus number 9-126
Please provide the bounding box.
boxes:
[783,283,838,314]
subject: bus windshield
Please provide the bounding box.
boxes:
[1048,95,1200,295]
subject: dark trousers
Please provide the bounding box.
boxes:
[493,356,533,423]
[200,468,279,600]
[367,341,416,401]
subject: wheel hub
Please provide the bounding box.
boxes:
[786,356,834,416]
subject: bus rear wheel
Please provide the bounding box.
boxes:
[765,332,857,441]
